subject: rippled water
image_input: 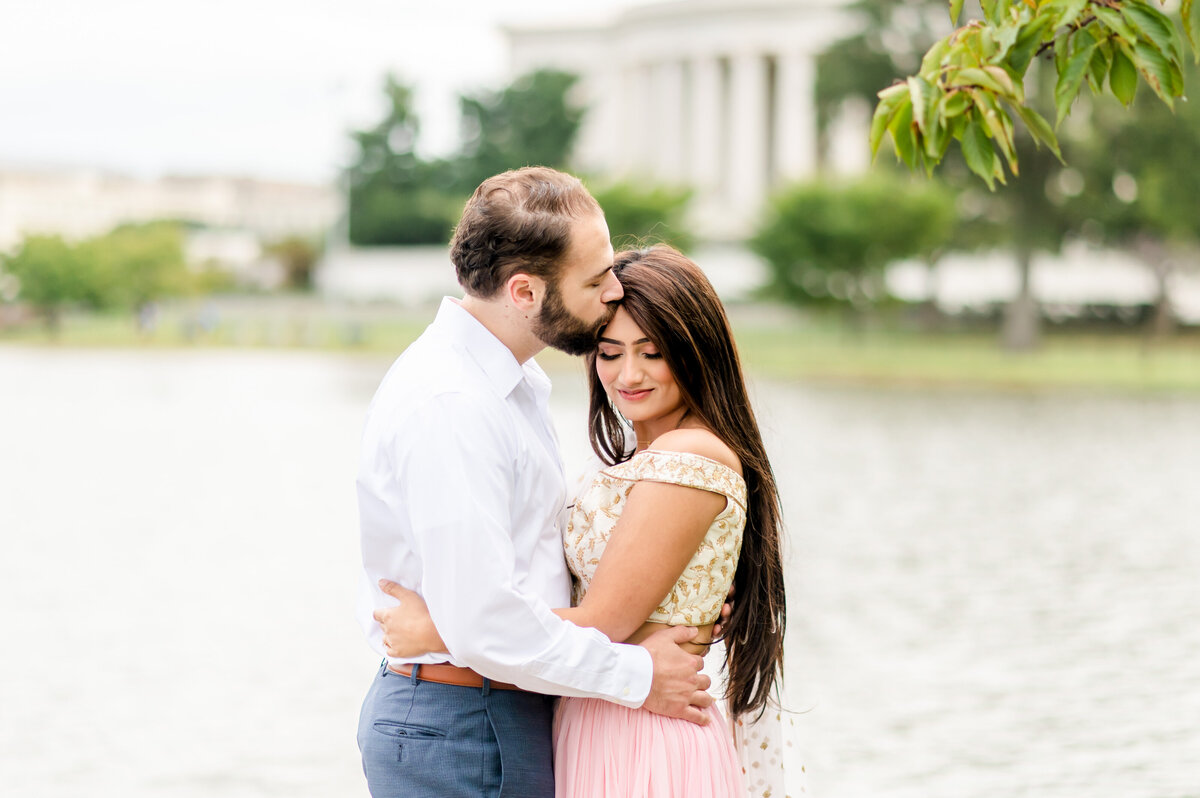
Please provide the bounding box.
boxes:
[2,348,1197,797]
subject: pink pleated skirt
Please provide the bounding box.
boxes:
[553,697,745,798]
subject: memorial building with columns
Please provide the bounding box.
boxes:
[505,0,865,239]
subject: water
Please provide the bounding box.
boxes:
[1,348,1197,797]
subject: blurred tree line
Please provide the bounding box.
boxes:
[1,222,192,332]
[344,70,692,252]
[0,223,322,332]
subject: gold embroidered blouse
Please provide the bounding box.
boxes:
[563,449,747,626]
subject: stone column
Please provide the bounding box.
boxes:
[688,56,723,194]
[774,51,818,182]
[620,63,654,173]
[728,52,770,222]
[653,60,688,183]
[577,68,621,175]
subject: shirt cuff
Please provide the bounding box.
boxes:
[613,643,653,708]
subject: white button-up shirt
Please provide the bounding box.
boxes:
[356,298,651,706]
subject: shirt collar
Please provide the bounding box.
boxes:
[433,297,530,398]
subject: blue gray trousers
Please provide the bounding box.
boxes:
[357,662,555,798]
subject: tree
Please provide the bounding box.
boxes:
[1,223,188,332]
[822,0,1069,348]
[750,176,957,310]
[2,235,92,331]
[264,235,323,291]
[344,70,590,246]
[345,75,463,246]
[1064,56,1200,335]
[84,222,189,310]
[588,181,694,253]
[872,0,1199,184]
[456,70,587,191]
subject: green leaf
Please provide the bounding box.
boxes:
[974,91,1017,174]
[1122,1,1184,65]
[992,19,1022,62]
[986,65,1023,102]
[1129,39,1178,108]
[1109,45,1139,105]
[925,116,952,161]
[870,84,909,157]
[950,0,965,27]
[908,76,935,135]
[921,40,952,79]
[920,37,952,78]
[939,90,973,118]
[1050,0,1090,31]
[1087,42,1113,95]
[888,100,917,169]
[1011,101,1063,160]
[961,118,998,190]
[950,66,1018,98]
[1183,0,1198,63]
[1091,6,1137,45]
[1054,33,1070,77]
[1009,13,1055,75]
[980,0,1000,26]
[1055,39,1099,125]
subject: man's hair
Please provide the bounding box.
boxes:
[449,167,603,298]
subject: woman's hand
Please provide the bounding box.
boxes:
[373,579,448,658]
[711,581,735,639]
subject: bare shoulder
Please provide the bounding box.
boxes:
[649,428,743,477]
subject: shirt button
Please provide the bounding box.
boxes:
[622,687,630,697]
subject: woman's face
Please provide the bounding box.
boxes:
[595,307,683,424]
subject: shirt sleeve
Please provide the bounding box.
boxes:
[392,392,652,706]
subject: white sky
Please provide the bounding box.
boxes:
[0,0,642,183]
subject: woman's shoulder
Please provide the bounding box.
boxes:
[647,428,743,478]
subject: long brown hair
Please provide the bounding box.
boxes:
[585,246,786,720]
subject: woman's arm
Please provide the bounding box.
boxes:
[376,473,726,654]
[376,433,735,652]
[554,477,725,642]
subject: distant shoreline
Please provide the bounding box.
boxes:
[3,295,1198,394]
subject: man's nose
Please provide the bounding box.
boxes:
[600,271,623,304]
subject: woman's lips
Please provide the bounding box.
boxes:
[618,388,653,401]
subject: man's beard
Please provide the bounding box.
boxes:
[532,281,616,356]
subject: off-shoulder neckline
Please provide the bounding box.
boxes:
[634,448,746,486]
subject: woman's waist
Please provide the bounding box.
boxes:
[624,621,715,655]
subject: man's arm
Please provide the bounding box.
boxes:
[376,578,713,725]
[377,393,707,713]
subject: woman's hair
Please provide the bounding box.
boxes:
[585,245,786,720]
[449,166,603,298]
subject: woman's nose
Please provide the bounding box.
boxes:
[621,356,642,385]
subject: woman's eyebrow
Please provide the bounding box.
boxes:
[598,336,651,345]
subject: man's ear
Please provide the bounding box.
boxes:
[506,272,545,313]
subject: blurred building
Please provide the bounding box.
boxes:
[505,0,863,238]
[0,167,339,284]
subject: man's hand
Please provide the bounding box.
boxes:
[373,579,447,658]
[639,626,713,726]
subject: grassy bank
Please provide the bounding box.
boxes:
[3,298,1198,393]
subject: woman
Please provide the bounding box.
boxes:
[381,246,786,796]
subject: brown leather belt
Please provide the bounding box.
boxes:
[387,662,523,691]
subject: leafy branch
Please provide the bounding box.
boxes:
[871,0,1199,188]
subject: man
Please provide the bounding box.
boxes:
[355,167,711,798]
